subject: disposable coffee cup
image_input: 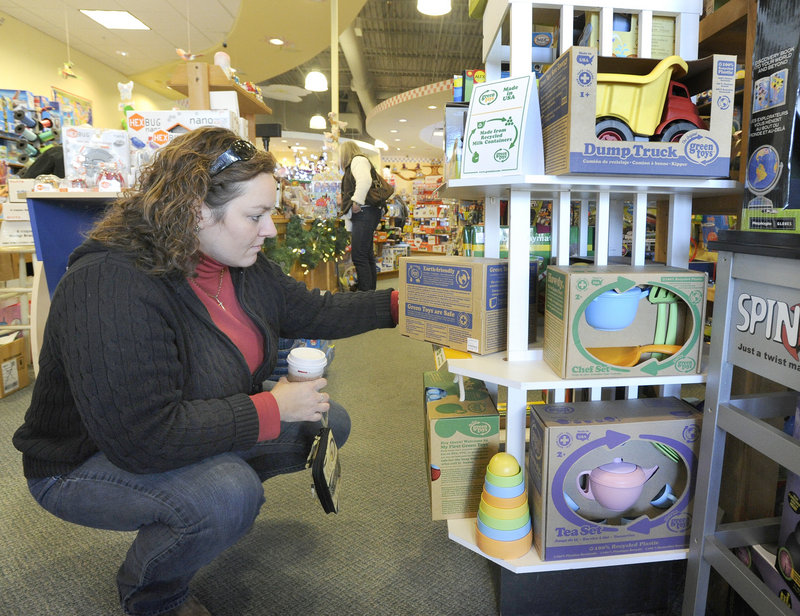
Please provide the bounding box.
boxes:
[286,347,327,382]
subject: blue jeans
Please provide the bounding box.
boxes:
[27,402,350,616]
[350,205,382,291]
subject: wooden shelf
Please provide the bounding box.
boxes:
[699,0,750,56]
[167,63,272,116]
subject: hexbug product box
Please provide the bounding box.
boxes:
[543,264,707,379]
[528,397,701,561]
[423,369,499,520]
[741,0,800,233]
[537,46,737,177]
[399,256,537,355]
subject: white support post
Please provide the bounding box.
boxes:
[609,199,624,257]
[506,386,527,470]
[631,191,648,266]
[579,199,590,257]
[598,7,614,57]
[509,1,532,77]
[508,188,530,361]
[485,195,501,259]
[559,3,574,56]
[485,29,503,81]
[667,193,692,268]
[638,10,654,58]
[594,191,610,266]
[556,191,571,266]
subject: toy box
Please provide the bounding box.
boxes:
[741,0,800,233]
[579,12,676,59]
[537,46,737,177]
[733,543,800,613]
[0,90,35,133]
[776,400,800,604]
[125,109,240,170]
[0,334,29,398]
[399,256,537,355]
[423,369,500,520]
[62,126,130,190]
[543,264,707,379]
[528,396,701,561]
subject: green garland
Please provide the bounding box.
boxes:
[262,215,350,275]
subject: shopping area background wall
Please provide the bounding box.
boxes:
[0,10,175,129]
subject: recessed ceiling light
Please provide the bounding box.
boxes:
[398,118,407,123]
[268,37,285,46]
[116,50,128,57]
[394,138,401,142]
[389,129,398,134]
[427,105,437,110]
[80,10,150,30]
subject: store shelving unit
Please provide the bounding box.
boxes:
[440,0,744,590]
[682,231,800,616]
[167,62,272,142]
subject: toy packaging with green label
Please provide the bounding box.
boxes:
[741,0,800,233]
[423,370,499,520]
[543,265,707,379]
[528,397,701,561]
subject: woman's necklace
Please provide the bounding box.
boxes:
[191,268,226,311]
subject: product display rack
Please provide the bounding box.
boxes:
[682,231,800,616]
[439,0,744,592]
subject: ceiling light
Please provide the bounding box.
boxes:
[80,10,149,30]
[389,129,398,134]
[417,0,451,16]
[309,115,326,130]
[427,105,438,110]
[304,71,328,92]
[268,37,285,46]
[398,118,408,123]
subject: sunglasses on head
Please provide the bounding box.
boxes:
[209,139,257,176]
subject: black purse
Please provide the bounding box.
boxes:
[306,413,341,514]
[365,165,395,206]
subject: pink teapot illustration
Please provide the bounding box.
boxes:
[576,458,658,512]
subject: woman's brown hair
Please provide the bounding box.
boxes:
[89,127,276,276]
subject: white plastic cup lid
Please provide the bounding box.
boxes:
[287,347,327,373]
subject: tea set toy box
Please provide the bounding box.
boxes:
[528,397,701,561]
[741,0,800,233]
[537,46,737,177]
[423,369,500,521]
[399,256,537,355]
[543,264,707,379]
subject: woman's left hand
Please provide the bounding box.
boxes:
[270,377,330,423]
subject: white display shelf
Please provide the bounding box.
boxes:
[445,175,742,201]
[446,344,709,392]
[447,518,688,574]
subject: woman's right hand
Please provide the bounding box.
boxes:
[270,377,330,423]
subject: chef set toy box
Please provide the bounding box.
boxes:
[398,256,536,355]
[423,359,499,521]
[537,46,737,177]
[543,264,707,379]
[741,0,800,233]
[528,397,701,561]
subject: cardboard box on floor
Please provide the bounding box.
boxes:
[0,334,29,398]
[399,256,536,355]
[537,46,737,177]
[528,397,702,561]
[775,400,800,605]
[423,368,499,521]
[543,264,707,379]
